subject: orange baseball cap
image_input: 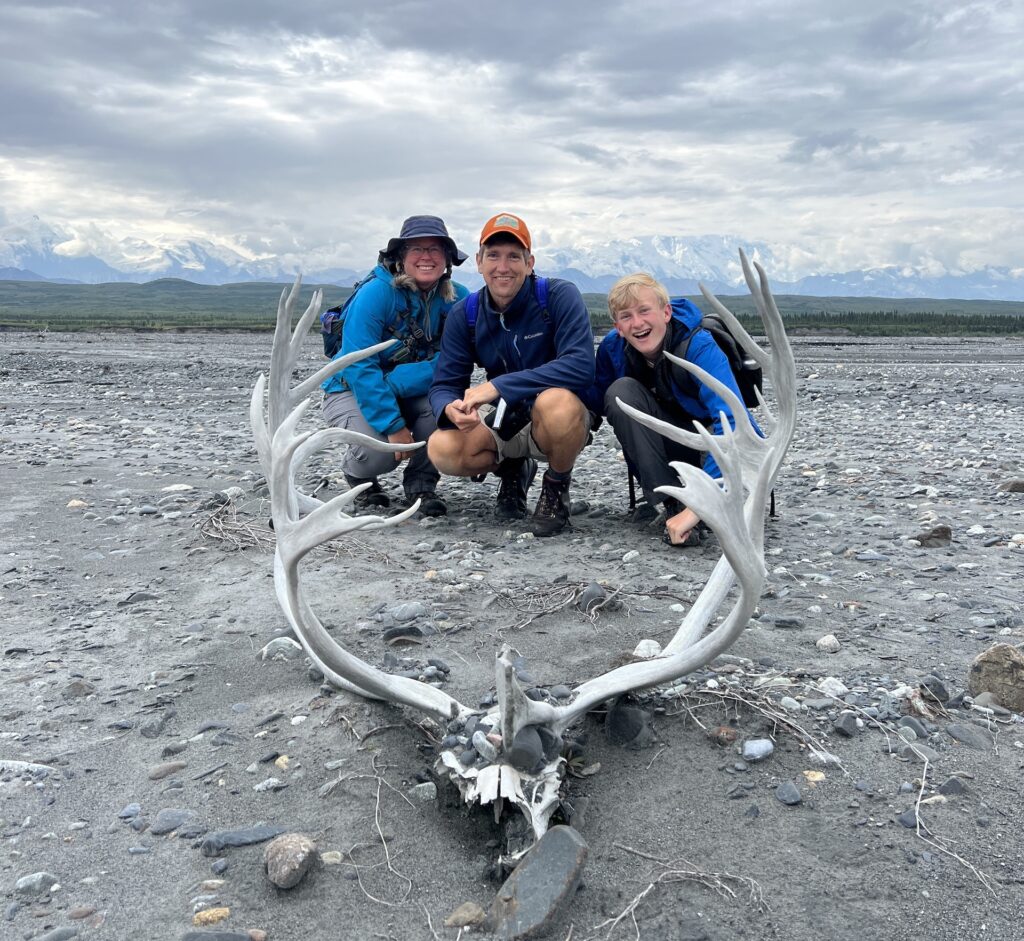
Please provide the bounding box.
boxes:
[479,213,531,252]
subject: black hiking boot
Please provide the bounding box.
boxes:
[406,491,448,517]
[529,471,572,537]
[344,474,390,509]
[494,457,538,521]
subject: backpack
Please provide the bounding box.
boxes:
[680,313,763,409]
[320,275,433,363]
[319,273,376,358]
[463,277,549,363]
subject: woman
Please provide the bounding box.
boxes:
[321,215,469,515]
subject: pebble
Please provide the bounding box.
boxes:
[14,871,59,896]
[817,677,849,698]
[264,832,318,889]
[200,825,289,857]
[259,637,303,661]
[815,633,841,653]
[150,808,197,835]
[605,699,654,749]
[742,738,774,762]
[945,722,995,751]
[409,782,437,802]
[147,761,186,780]
[775,781,802,805]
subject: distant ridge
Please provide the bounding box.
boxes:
[3,215,1023,301]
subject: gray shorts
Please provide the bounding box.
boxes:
[486,421,546,462]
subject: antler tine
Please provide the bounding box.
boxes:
[293,338,399,402]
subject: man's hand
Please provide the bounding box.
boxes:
[387,427,416,463]
[460,381,500,412]
[666,506,701,545]
[444,400,482,432]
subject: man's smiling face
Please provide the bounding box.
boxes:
[613,285,672,358]
[477,238,534,311]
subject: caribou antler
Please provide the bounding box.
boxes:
[250,251,796,849]
[250,277,472,720]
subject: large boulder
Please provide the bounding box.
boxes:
[968,644,1024,714]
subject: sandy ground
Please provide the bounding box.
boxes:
[1,328,1023,941]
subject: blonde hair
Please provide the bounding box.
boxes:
[607,272,669,320]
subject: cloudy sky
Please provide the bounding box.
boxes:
[1,1,1021,277]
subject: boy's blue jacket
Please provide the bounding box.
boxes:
[429,276,595,427]
[588,297,753,479]
[321,264,469,435]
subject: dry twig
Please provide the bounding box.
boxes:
[585,843,768,940]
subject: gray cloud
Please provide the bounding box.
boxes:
[0,0,1021,275]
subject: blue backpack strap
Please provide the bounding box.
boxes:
[534,276,549,318]
[465,290,482,328]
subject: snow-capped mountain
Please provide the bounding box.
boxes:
[2,216,1023,300]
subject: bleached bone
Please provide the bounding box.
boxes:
[250,278,472,719]
[251,251,796,847]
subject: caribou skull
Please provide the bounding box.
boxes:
[249,250,796,854]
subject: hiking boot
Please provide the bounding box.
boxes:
[529,471,572,537]
[494,457,538,521]
[407,491,447,517]
[344,474,390,509]
[627,501,658,527]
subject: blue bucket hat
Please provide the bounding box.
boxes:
[382,215,467,266]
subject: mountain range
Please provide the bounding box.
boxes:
[2,216,1023,301]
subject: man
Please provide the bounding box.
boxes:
[428,213,595,536]
[589,272,753,546]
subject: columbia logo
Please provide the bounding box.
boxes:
[523,331,544,340]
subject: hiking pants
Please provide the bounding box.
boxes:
[604,377,703,508]
[322,391,440,496]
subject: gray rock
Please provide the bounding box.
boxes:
[968,644,1024,713]
[896,808,919,829]
[409,782,437,802]
[148,760,186,781]
[579,582,606,613]
[912,524,952,547]
[506,726,544,773]
[606,699,654,749]
[775,781,802,805]
[392,601,428,622]
[487,826,588,939]
[816,634,841,653]
[945,722,995,751]
[920,674,951,704]
[14,871,59,896]
[996,478,1024,493]
[34,928,79,941]
[200,824,289,857]
[264,832,317,889]
[150,808,196,835]
[742,738,775,762]
[900,742,941,763]
[833,712,859,737]
[117,802,142,820]
[897,716,929,740]
[938,776,966,796]
[139,708,176,738]
[259,637,303,661]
